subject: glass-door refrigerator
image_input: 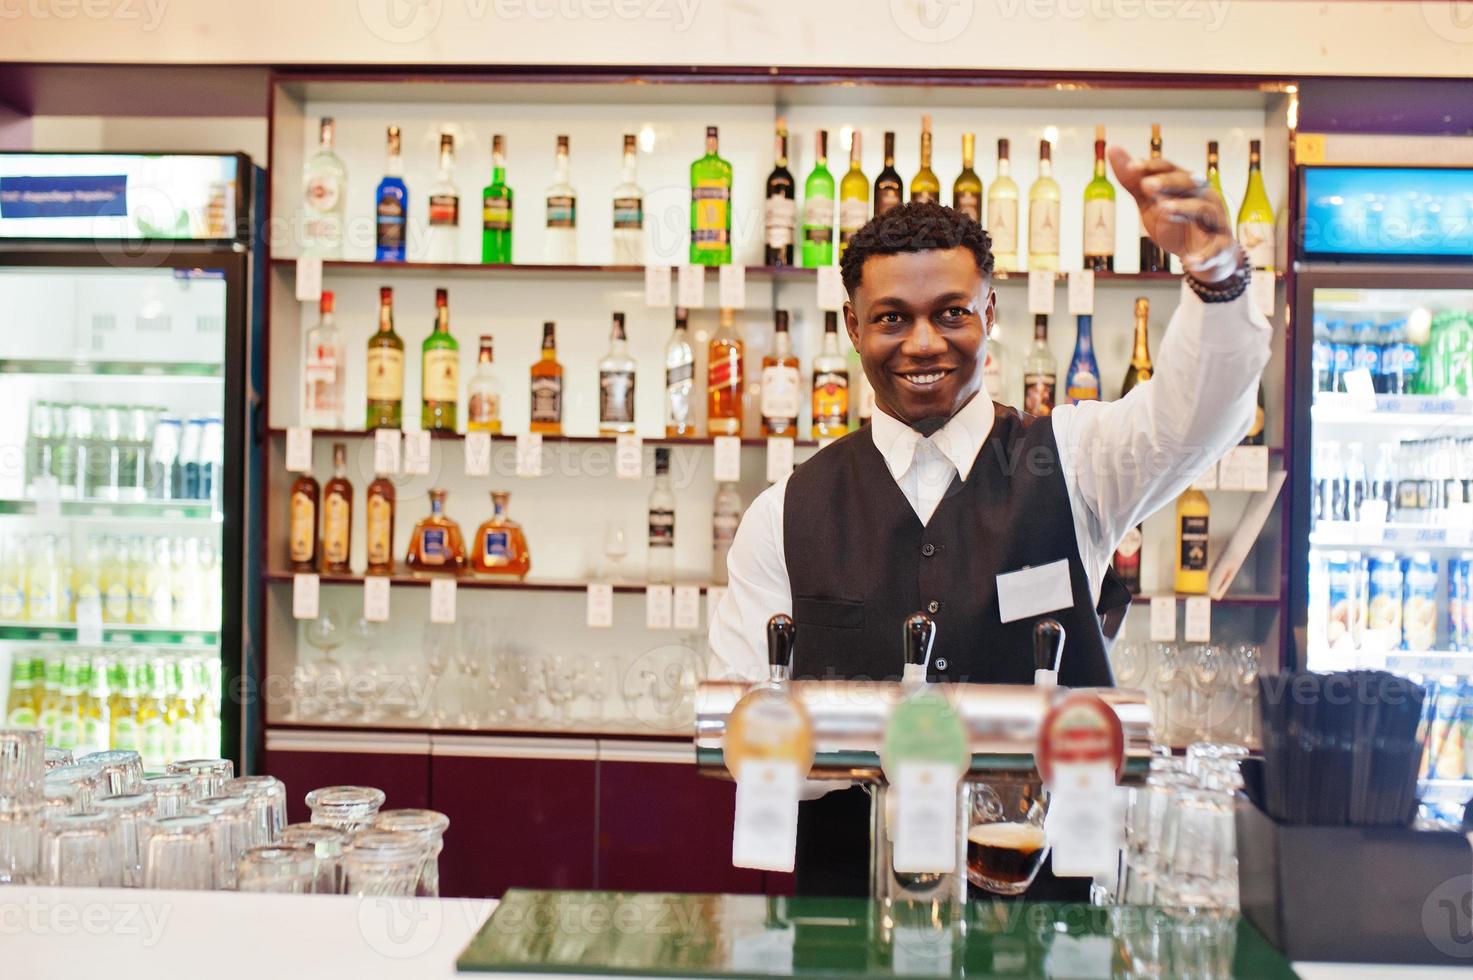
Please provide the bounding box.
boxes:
[0,151,262,770]
[1291,163,1473,821]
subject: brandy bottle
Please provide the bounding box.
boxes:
[405,487,466,575]
[365,472,396,575]
[320,442,353,574]
[288,470,320,572]
[471,490,531,578]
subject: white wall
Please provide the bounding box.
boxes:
[0,0,1471,78]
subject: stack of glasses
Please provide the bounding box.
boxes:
[0,732,449,896]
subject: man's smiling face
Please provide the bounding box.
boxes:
[844,247,994,428]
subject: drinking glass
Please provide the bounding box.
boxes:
[143,814,217,890]
[0,803,40,884]
[221,775,287,846]
[1121,771,1197,906]
[965,780,1049,896]
[141,774,194,817]
[1233,645,1262,745]
[372,808,449,897]
[305,785,386,833]
[39,812,120,887]
[236,844,316,893]
[1,726,46,805]
[543,656,574,723]
[95,792,156,887]
[306,607,348,721]
[186,794,252,889]
[1111,641,1147,691]
[586,659,609,723]
[1188,645,1224,741]
[279,822,348,894]
[1155,789,1236,909]
[77,749,143,796]
[341,829,423,897]
[44,747,75,770]
[42,763,107,814]
[603,520,629,581]
[167,758,235,800]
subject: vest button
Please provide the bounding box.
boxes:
[934,657,948,671]
[927,600,939,613]
[921,543,936,557]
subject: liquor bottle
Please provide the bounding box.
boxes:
[5,655,36,726]
[302,116,346,259]
[909,115,940,204]
[481,133,513,264]
[764,117,797,267]
[302,291,344,429]
[712,482,742,585]
[987,139,1020,272]
[983,341,1005,402]
[1027,139,1060,271]
[857,366,875,426]
[1242,381,1266,446]
[598,312,637,435]
[952,133,983,223]
[365,472,396,575]
[374,126,408,263]
[466,336,503,434]
[366,286,405,430]
[874,131,903,216]
[812,312,850,439]
[838,131,869,256]
[1237,139,1275,270]
[1022,314,1057,417]
[690,125,733,266]
[425,131,461,263]
[761,311,801,437]
[529,321,563,435]
[801,131,835,268]
[1121,298,1154,396]
[648,447,675,585]
[612,134,646,265]
[1205,140,1227,212]
[665,307,696,438]
[406,488,467,575]
[1139,124,1166,273]
[289,467,320,572]
[1065,315,1101,405]
[471,490,530,578]
[1112,520,1143,596]
[707,308,744,437]
[321,443,352,574]
[421,288,459,432]
[1082,125,1116,271]
[544,134,577,264]
[1175,489,1210,595]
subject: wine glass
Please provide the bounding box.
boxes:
[603,521,629,582]
[1189,645,1223,741]
[305,608,346,720]
[966,780,1050,896]
[585,659,609,724]
[1233,644,1262,745]
[349,616,385,721]
[1111,641,1146,691]
[1151,644,1183,747]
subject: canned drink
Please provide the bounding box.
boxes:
[200,416,224,509]
[120,407,152,501]
[1326,551,1354,648]
[1366,551,1404,648]
[1403,552,1439,652]
[149,415,182,500]
[177,417,204,500]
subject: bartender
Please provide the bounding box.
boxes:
[708,145,1272,897]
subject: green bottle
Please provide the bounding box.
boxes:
[1236,139,1276,270]
[481,133,512,264]
[1427,311,1473,397]
[421,288,460,432]
[1206,141,1229,213]
[4,654,36,727]
[801,129,836,268]
[1082,125,1116,272]
[689,125,733,265]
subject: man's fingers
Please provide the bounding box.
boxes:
[1158,196,1230,233]
[1141,171,1208,200]
[1106,146,1149,205]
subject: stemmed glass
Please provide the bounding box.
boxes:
[603,520,629,582]
[585,659,609,724]
[1150,644,1180,745]
[543,656,575,723]
[1232,645,1262,745]
[305,607,346,721]
[349,615,385,722]
[1189,645,1224,742]
[456,619,487,727]
[1111,641,1146,691]
[422,623,453,727]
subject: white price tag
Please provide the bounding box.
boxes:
[673,585,702,630]
[1360,498,1389,535]
[402,430,431,475]
[1027,270,1055,314]
[586,583,614,628]
[644,264,672,307]
[285,427,313,473]
[464,432,491,476]
[719,264,746,309]
[645,585,674,629]
[32,475,60,519]
[713,435,741,482]
[1251,269,1275,316]
[1190,461,1218,491]
[515,433,544,477]
[731,759,801,872]
[292,573,320,621]
[615,434,643,479]
[1344,368,1378,413]
[706,585,728,624]
[294,256,323,302]
[1149,596,1176,643]
[816,266,845,311]
[76,597,103,645]
[1242,444,1269,493]
[892,762,961,874]
[765,437,795,484]
[1045,762,1121,877]
[1183,595,1211,642]
[363,576,390,622]
[429,577,456,624]
[677,264,705,308]
[1216,448,1246,491]
[373,429,401,475]
[1067,270,1095,315]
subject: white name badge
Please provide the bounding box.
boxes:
[996,559,1072,624]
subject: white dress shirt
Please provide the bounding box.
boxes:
[708,283,1273,681]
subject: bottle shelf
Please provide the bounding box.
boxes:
[266,427,824,448]
[265,570,713,594]
[1311,520,1473,551]
[0,358,223,381]
[0,622,220,646]
[0,498,219,521]
[1129,593,1280,607]
[1312,392,1473,427]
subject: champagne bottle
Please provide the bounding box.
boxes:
[838,131,870,255]
[1112,298,1152,595]
[909,115,940,204]
[874,131,903,216]
[1138,124,1166,273]
[987,139,1020,272]
[952,133,982,222]
[1082,125,1115,271]
[1237,139,1275,270]
[1026,139,1060,271]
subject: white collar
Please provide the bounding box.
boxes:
[869,391,995,484]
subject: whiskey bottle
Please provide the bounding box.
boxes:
[811,312,850,439]
[366,286,404,430]
[302,290,344,429]
[471,490,530,578]
[712,482,743,585]
[465,335,502,434]
[529,321,564,436]
[289,468,320,572]
[764,118,796,267]
[1139,124,1166,273]
[321,443,352,574]
[598,312,637,435]
[647,447,675,584]
[421,288,459,432]
[406,488,466,575]
[707,308,744,437]
[365,471,396,575]
[665,307,696,438]
[760,311,801,438]
[425,131,460,264]
[1022,314,1057,417]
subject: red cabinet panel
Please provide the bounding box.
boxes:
[261,734,431,825]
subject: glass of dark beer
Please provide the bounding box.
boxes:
[966,780,1049,896]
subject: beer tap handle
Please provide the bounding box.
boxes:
[1033,618,1065,688]
[767,614,796,683]
[902,612,936,684]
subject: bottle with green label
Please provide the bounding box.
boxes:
[5,654,37,727]
[109,657,142,754]
[37,654,63,742]
[690,125,733,265]
[81,656,110,756]
[55,655,83,751]
[1236,139,1275,270]
[137,658,171,767]
[173,657,203,761]
[421,288,460,432]
[480,133,513,264]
